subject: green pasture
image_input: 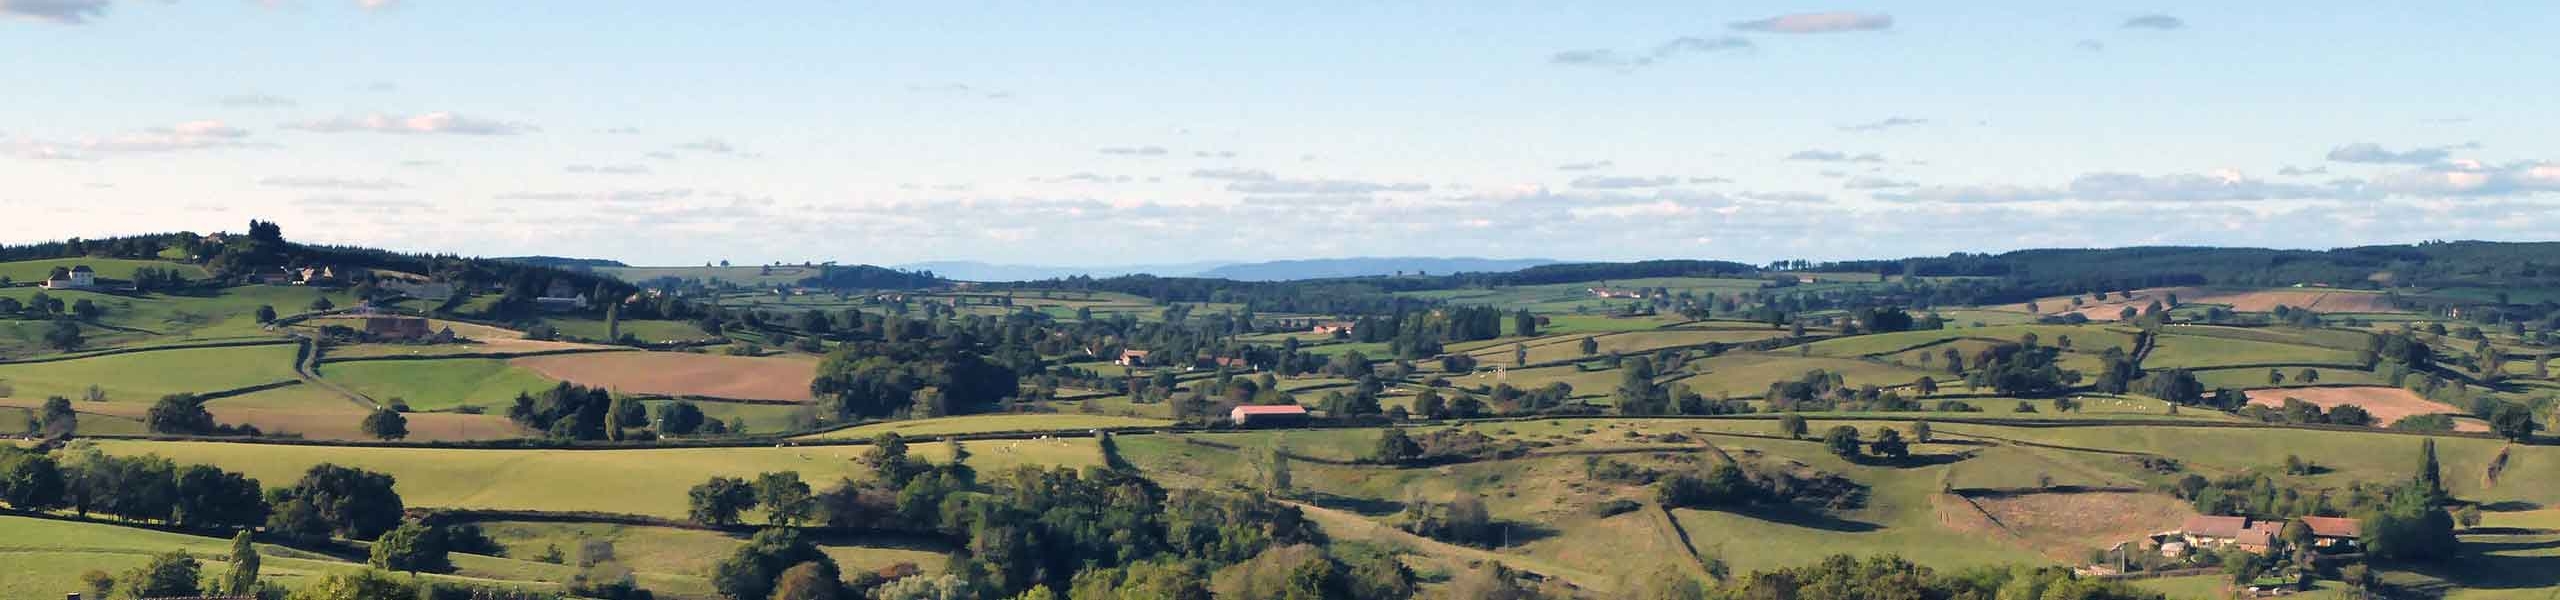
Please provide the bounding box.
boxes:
[794,413,1173,440]
[1669,352,1939,398]
[84,438,1103,519]
[0,344,299,401]
[0,258,207,283]
[2145,333,2365,370]
[317,358,560,411]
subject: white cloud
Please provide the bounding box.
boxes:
[1570,175,1678,190]
[1786,149,1886,163]
[285,112,536,135]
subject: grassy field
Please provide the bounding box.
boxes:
[794,413,1173,439]
[472,520,951,598]
[0,285,354,352]
[1464,328,1786,366]
[0,403,150,435]
[541,318,715,343]
[204,383,530,441]
[317,357,561,411]
[1800,324,2139,358]
[1668,352,1939,397]
[0,257,208,283]
[85,438,1104,518]
[2145,333,2367,369]
[0,515,574,597]
[0,344,300,401]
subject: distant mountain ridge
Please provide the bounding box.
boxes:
[494,256,629,269]
[895,260,1238,282]
[896,257,1558,281]
[1197,257,1559,280]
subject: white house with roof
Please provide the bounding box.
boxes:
[41,265,97,290]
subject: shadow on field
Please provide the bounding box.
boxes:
[2479,500,2544,512]
[2394,534,2560,592]
[1302,492,1406,517]
[1723,504,1882,533]
[1488,520,1561,547]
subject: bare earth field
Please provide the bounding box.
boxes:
[511,352,818,401]
[1954,491,2199,561]
[2243,386,2478,430]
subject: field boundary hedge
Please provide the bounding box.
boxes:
[315,347,635,364]
[0,338,296,365]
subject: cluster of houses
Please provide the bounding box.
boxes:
[1113,349,1248,371]
[2158,515,2362,557]
[1310,321,1356,336]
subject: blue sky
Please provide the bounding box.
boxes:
[4,1,2555,267]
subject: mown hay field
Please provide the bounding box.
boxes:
[510,352,818,401]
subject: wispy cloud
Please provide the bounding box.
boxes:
[1729,12,1894,34]
[1097,145,1169,157]
[1843,176,1917,189]
[1189,168,1276,182]
[1551,36,1752,69]
[216,94,298,108]
[5,120,266,159]
[2075,39,2106,52]
[2,0,110,24]
[2325,142,2472,165]
[1785,149,1886,163]
[567,164,654,175]
[2122,14,2184,30]
[285,112,536,135]
[673,138,736,154]
[1570,175,1679,190]
[1557,160,1614,171]
[1840,117,1926,133]
[260,176,406,190]
[907,82,1015,100]
[1227,178,1429,194]
[494,189,697,203]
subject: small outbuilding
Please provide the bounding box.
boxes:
[1230,404,1310,428]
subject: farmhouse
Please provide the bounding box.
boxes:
[1116,349,1152,367]
[2175,516,2252,548]
[362,316,437,341]
[535,280,591,311]
[2297,516,2363,548]
[40,265,96,290]
[1311,321,1356,336]
[1230,404,1310,427]
[1587,287,1642,299]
